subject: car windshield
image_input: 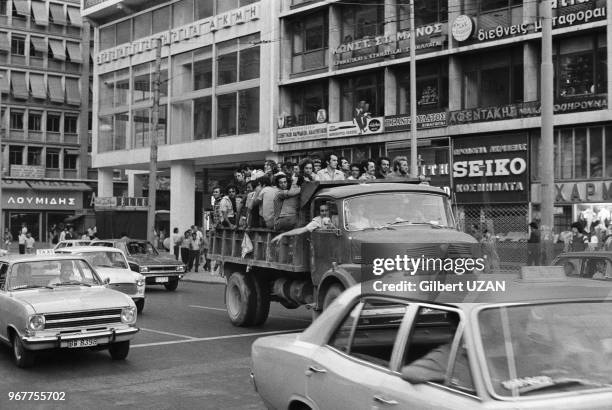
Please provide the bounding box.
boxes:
[7,259,101,290]
[127,242,158,256]
[79,251,128,269]
[479,302,612,397]
[343,193,454,231]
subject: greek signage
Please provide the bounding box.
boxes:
[97,4,259,65]
[2,190,82,210]
[531,181,612,203]
[384,112,447,132]
[10,165,44,179]
[277,123,328,144]
[452,134,529,204]
[328,117,385,139]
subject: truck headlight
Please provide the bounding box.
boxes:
[139,266,149,273]
[28,314,45,331]
[121,307,137,324]
[136,279,145,287]
[176,265,185,272]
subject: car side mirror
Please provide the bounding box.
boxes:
[103,277,111,285]
[400,365,445,384]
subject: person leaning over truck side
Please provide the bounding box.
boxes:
[274,174,302,231]
[271,203,337,244]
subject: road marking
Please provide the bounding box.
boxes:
[132,329,304,348]
[189,305,226,311]
[140,327,197,339]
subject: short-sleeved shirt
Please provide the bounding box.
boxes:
[25,237,35,248]
[219,196,235,219]
[317,168,345,181]
[305,216,336,232]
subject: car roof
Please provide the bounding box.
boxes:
[91,239,147,243]
[56,246,124,253]
[554,251,612,258]
[0,254,89,264]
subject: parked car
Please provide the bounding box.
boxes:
[0,253,138,368]
[54,239,91,250]
[55,246,146,312]
[552,251,612,279]
[90,239,185,291]
[251,272,612,409]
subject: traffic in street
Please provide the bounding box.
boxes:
[0,281,310,410]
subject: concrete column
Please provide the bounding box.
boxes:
[329,77,341,122]
[523,43,539,102]
[448,56,463,110]
[170,161,195,235]
[329,5,341,73]
[448,0,461,49]
[384,67,398,115]
[384,0,397,37]
[127,171,144,197]
[608,0,612,103]
[97,167,114,197]
[279,18,292,80]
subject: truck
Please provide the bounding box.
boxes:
[209,180,479,327]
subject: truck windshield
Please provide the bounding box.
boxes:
[344,193,454,231]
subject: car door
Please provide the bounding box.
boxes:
[310,198,343,284]
[553,257,583,277]
[373,306,481,409]
[306,298,410,410]
[0,263,10,342]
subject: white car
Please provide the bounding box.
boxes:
[55,247,146,313]
[54,239,91,250]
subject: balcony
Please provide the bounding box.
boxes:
[27,131,44,142]
[64,133,79,144]
[45,169,61,178]
[47,132,61,143]
[64,170,78,179]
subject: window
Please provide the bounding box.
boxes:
[194,47,213,90]
[195,0,213,20]
[215,0,237,14]
[329,299,408,368]
[30,37,45,58]
[0,0,6,16]
[288,81,328,126]
[340,72,385,121]
[132,109,150,148]
[9,146,23,165]
[398,0,448,28]
[133,12,152,41]
[63,151,77,169]
[398,60,448,113]
[152,6,170,34]
[239,42,259,81]
[555,34,606,99]
[133,63,151,103]
[292,12,327,54]
[114,69,129,107]
[217,39,238,85]
[100,25,115,50]
[114,113,128,150]
[46,148,60,168]
[10,109,23,129]
[27,147,42,165]
[12,1,26,19]
[28,111,42,130]
[194,96,212,140]
[64,115,77,133]
[11,35,25,55]
[47,112,60,132]
[217,93,236,137]
[116,20,131,46]
[238,88,259,134]
[173,0,193,27]
[217,35,259,86]
[341,1,384,43]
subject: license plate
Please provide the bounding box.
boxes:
[67,338,98,348]
[155,276,169,283]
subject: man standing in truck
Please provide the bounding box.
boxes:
[271,204,336,244]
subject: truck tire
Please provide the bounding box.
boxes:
[252,276,271,326]
[226,272,257,327]
[322,283,344,311]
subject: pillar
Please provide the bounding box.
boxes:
[170,161,195,235]
[97,167,114,197]
[127,171,144,197]
[448,56,463,111]
[384,67,398,116]
[523,0,539,102]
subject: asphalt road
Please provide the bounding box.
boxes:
[0,281,311,410]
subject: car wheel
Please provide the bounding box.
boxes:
[109,341,130,360]
[135,299,145,314]
[225,272,256,327]
[164,279,179,291]
[12,333,35,368]
[252,276,271,326]
[322,283,344,311]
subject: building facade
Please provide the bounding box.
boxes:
[0,0,95,243]
[86,0,276,234]
[276,0,611,245]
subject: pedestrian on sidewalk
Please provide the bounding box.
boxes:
[3,228,13,251]
[180,230,192,269]
[18,230,27,254]
[527,222,541,266]
[171,227,182,260]
[189,231,202,272]
[25,233,36,254]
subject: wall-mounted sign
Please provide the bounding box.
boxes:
[384,112,447,132]
[2,190,82,210]
[452,134,529,204]
[277,123,328,144]
[531,181,612,203]
[328,117,385,139]
[451,15,474,42]
[10,165,45,179]
[97,4,259,65]
[316,109,327,123]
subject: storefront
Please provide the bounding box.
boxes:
[1,179,92,244]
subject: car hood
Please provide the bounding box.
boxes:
[95,267,141,283]
[127,254,182,266]
[13,287,132,313]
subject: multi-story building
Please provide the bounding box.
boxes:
[276,0,611,238]
[86,0,275,233]
[0,0,95,242]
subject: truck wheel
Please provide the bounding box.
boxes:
[322,283,344,311]
[226,272,256,327]
[164,279,179,291]
[109,341,130,360]
[12,333,35,368]
[252,276,271,326]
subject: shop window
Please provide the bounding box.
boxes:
[589,127,603,177]
[238,88,259,134]
[195,0,213,20]
[555,34,606,100]
[287,81,328,126]
[341,1,384,43]
[133,12,152,41]
[10,109,23,130]
[172,0,193,27]
[115,20,131,46]
[28,111,42,131]
[11,35,25,55]
[64,151,78,169]
[340,72,385,121]
[64,115,78,134]
[291,12,328,73]
[194,96,212,140]
[152,6,170,34]
[9,146,23,165]
[47,112,60,132]
[217,93,237,137]
[27,147,42,166]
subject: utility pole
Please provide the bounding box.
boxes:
[409,0,418,178]
[147,38,161,243]
[540,0,554,263]
[0,74,3,245]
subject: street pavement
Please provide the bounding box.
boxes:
[0,280,312,410]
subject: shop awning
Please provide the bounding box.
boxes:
[11,72,28,100]
[0,31,9,52]
[67,7,82,27]
[12,0,29,16]
[49,3,66,25]
[31,1,49,26]
[66,78,80,105]
[30,36,47,53]
[26,181,92,191]
[66,42,82,63]
[48,39,66,61]
[1,180,31,190]
[29,74,47,99]
[64,213,85,222]
[48,76,64,103]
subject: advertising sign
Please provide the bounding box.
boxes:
[384,112,447,131]
[452,134,529,204]
[277,123,328,144]
[10,165,45,179]
[2,190,83,210]
[328,117,385,139]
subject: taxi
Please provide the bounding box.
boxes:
[251,269,612,409]
[54,246,146,313]
[0,252,138,368]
